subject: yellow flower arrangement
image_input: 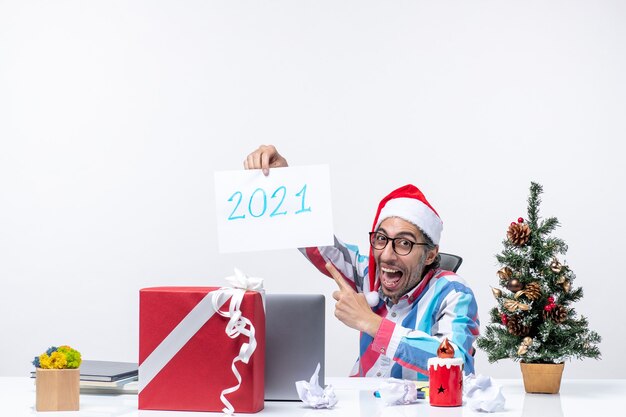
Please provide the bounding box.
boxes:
[33,346,82,369]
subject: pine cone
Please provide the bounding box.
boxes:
[515,282,542,300]
[507,222,531,246]
[544,304,568,323]
[506,314,530,336]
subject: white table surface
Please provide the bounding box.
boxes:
[2,377,625,417]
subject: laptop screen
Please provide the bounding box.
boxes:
[264,293,325,401]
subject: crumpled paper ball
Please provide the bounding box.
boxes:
[464,374,506,412]
[376,378,420,405]
[295,363,337,409]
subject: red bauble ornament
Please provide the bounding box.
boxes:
[544,304,554,311]
[518,217,524,223]
[547,296,555,304]
[510,222,516,227]
[501,313,508,325]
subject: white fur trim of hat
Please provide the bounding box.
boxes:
[375,197,443,245]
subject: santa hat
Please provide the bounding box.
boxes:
[368,184,443,290]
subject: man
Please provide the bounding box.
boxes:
[244,145,479,380]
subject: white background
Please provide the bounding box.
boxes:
[1,0,624,379]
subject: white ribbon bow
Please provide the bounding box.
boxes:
[211,268,264,415]
[224,268,264,292]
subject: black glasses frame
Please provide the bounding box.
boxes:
[369,232,429,256]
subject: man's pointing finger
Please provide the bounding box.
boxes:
[325,262,354,292]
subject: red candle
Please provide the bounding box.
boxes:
[428,338,464,407]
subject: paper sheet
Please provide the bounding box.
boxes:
[214,165,333,253]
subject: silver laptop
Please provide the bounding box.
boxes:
[265,294,325,401]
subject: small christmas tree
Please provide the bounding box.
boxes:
[477,182,601,364]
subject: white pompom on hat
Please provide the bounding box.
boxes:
[368,184,443,290]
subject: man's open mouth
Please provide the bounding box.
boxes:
[380,266,403,290]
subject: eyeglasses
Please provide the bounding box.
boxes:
[369,232,429,256]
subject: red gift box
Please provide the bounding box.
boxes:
[139,286,265,413]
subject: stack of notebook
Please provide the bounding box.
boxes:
[31,360,139,394]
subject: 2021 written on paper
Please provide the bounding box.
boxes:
[214,165,333,253]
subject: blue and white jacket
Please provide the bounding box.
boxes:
[300,236,479,379]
